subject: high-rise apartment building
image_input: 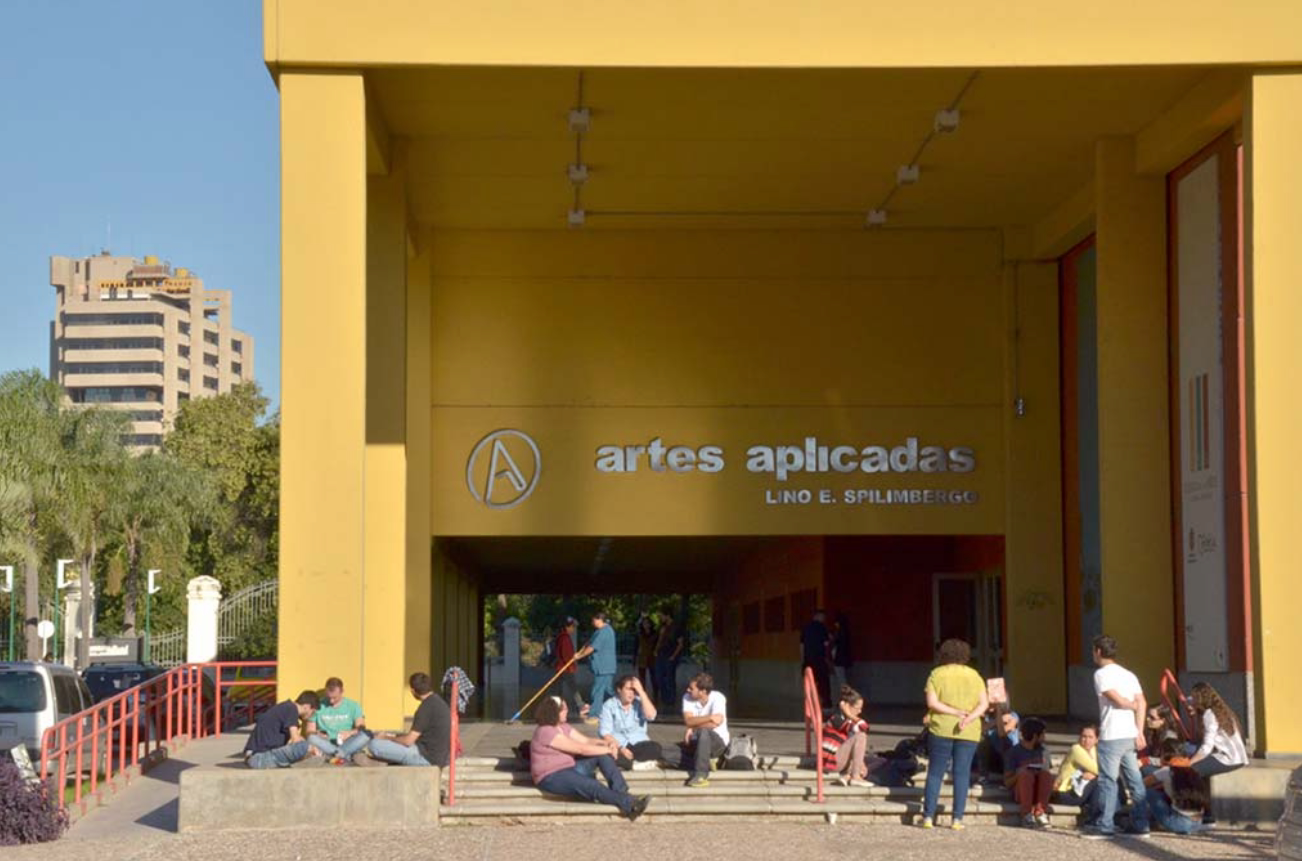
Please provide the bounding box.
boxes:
[49,252,255,447]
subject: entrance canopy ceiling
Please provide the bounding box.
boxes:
[370,66,1207,231]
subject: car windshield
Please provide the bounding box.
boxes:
[85,671,147,699]
[0,671,47,713]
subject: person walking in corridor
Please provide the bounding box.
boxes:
[576,611,616,725]
[1082,634,1150,839]
[920,638,988,830]
[800,609,833,708]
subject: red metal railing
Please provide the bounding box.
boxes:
[1160,668,1195,741]
[802,666,825,804]
[39,661,277,813]
[446,678,459,806]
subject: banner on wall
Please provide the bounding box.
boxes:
[1175,155,1230,673]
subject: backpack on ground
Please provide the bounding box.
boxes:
[719,734,759,771]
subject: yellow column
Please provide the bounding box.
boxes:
[1094,137,1175,687]
[278,73,367,700]
[1247,72,1302,757]
[1002,259,1066,713]
[405,238,433,684]
[362,166,410,728]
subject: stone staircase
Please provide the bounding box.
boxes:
[440,755,1086,826]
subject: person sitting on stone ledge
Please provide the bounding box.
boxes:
[531,696,651,821]
[244,690,321,769]
[305,676,370,765]
[599,674,666,770]
[368,672,450,767]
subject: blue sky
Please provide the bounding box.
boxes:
[0,1,281,408]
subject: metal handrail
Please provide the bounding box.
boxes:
[1160,668,1195,741]
[447,679,459,806]
[38,660,277,812]
[802,666,825,804]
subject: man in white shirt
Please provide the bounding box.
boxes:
[681,672,729,788]
[1083,634,1150,839]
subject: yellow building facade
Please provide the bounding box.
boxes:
[265,0,1302,755]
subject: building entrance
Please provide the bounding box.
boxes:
[933,572,1004,680]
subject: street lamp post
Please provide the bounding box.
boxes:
[54,559,74,664]
[144,569,161,663]
[0,566,14,661]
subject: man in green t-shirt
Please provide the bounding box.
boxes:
[306,677,369,763]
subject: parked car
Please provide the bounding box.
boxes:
[0,662,95,765]
[82,663,166,704]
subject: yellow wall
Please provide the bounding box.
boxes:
[1002,260,1067,714]
[265,0,1302,69]
[1093,137,1175,690]
[1246,71,1302,757]
[277,72,369,706]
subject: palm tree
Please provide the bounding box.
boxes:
[0,371,67,659]
[111,451,213,634]
[59,406,130,668]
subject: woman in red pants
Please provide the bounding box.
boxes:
[1003,717,1055,827]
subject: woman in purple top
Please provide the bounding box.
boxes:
[529,697,650,821]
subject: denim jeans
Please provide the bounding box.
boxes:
[1095,738,1148,833]
[590,674,615,713]
[368,737,431,766]
[1145,791,1202,834]
[247,740,311,769]
[308,731,371,759]
[537,755,633,814]
[922,733,978,821]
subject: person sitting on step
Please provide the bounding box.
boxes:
[305,676,370,764]
[1003,716,1055,828]
[1185,681,1248,826]
[244,690,321,768]
[822,684,872,786]
[368,672,450,767]
[1141,739,1207,834]
[530,696,651,821]
[681,672,729,788]
[1051,724,1101,818]
[599,674,667,770]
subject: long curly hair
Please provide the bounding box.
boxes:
[1190,682,1240,737]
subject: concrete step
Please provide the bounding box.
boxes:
[451,782,1011,801]
[439,796,1086,826]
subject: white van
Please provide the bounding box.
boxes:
[0,661,95,765]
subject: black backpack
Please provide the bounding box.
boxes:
[719,734,759,771]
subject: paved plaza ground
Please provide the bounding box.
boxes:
[11,821,1279,861]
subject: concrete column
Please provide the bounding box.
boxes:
[62,582,93,668]
[501,617,521,719]
[186,576,222,664]
[1246,72,1302,757]
[1001,258,1066,714]
[277,73,368,704]
[362,163,410,729]
[404,239,434,684]
[1093,136,1176,687]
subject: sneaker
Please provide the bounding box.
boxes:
[951,821,965,831]
[1079,827,1115,840]
[1034,811,1050,828]
[835,774,851,787]
[685,775,710,789]
[631,760,657,772]
[1022,813,1038,828]
[627,795,651,821]
[1122,829,1152,840]
[849,778,874,788]
[919,817,934,829]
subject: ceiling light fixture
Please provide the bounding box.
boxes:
[934,108,961,134]
[866,209,888,227]
[567,163,589,185]
[568,107,591,134]
[896,164,920,186]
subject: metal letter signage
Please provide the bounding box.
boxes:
[466,429,541,509]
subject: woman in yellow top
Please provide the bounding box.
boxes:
[920,639,989,830]
[1052,725,1101,811]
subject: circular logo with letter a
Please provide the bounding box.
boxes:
[465,429,541,509]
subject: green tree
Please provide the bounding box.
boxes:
[0,371,67,659]
[165,383,279,596]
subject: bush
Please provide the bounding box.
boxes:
[0,761,68,845]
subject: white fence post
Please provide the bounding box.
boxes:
[187,576,222,664]
[501,617,521,718]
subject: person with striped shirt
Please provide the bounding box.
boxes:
[822,685,871,786]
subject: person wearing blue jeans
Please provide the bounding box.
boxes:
[919,638,989,829]
[530,696,650,821]
[306,677,371,762]
[576,612,617,724]
[1084,635,1150,838]
[367,737,430,765]
[244,690,320,769]
[1144,783,1203,834]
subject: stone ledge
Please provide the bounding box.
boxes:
[178,765,441,831]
